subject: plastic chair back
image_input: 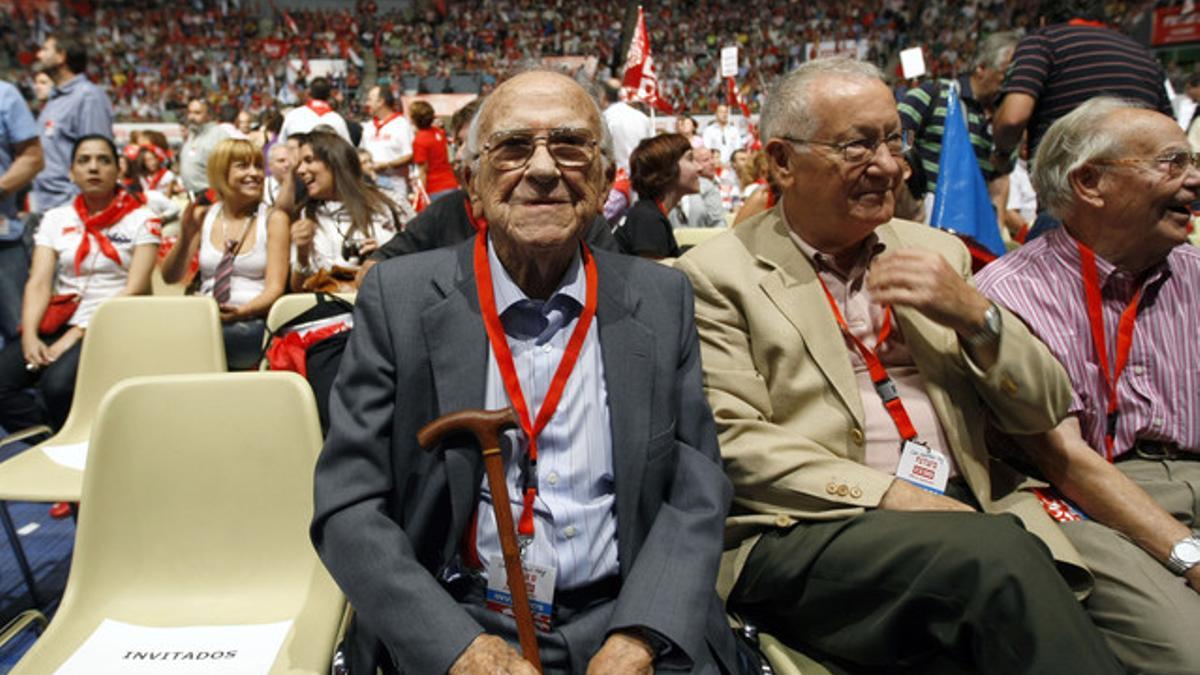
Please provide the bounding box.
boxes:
[53,296,226,447]
[12,372,344,674]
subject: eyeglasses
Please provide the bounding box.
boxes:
[780,131,908,165]
[481,127,598,171]
[1093,150,1200,179]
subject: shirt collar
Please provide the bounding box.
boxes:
[51,74,86,98]
[486,234,586,316]
[1049,224,1173,290]
[782,207,886,279]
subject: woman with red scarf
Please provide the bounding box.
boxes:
[0,135,160,432]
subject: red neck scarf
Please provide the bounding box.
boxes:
[372,111,403,135]
[144,167,169,191]
[306,99,334,116]
[73,190,142,274]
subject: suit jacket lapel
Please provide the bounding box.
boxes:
[750,210,866,427]
[422,240,488,555]
[594,255,654,577]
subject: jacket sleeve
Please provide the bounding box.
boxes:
[310,266,485,674]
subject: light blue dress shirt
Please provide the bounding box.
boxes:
[475,238,619,592]
[32,74,113,212]
[0,80,38,235]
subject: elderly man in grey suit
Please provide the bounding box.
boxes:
[311,70,738,675]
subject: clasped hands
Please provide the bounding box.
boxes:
[450,630,654,675]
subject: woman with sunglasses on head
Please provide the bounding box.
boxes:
[615,133,700,259]
[290,129,400,293]
[0,135,160,432]
[161,138,290,370]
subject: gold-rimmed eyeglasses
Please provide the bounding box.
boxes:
[481,128,599,171]
[1092,151,1200,179]
[779,131,908,165]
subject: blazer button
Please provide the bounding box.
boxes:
[850,428,865,445]
[836,484,849,497]
[774,514,792,527]
[850,486,863,499]
[826,482,839,495]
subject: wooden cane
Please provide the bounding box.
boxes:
[418,407,542,673]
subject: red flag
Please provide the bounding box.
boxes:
[620,6,673,114]
[726,76,760,150]
[283,10,299,36]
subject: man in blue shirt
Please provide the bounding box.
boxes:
[30,34,112,213]
[0,80,43,346]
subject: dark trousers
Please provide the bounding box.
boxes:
[729,510,1124,675]
[0,330,82,431]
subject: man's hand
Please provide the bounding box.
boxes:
[868,249,991,338]
[449,634,538,675]
[878,478,974,513]
[586,631,655,675]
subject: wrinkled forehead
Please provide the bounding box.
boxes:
[805,75,898,138]
[480,76,601,138]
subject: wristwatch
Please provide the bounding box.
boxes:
[964,302,1002,348]
[1167,535,1200,575]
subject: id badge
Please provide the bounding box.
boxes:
[895,440,950,494]
[485,555,556,632]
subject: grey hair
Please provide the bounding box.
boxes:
[973,32,1020,71]
[760,57,886,142]
[464,70,614,174]
[1032,96,1148,220]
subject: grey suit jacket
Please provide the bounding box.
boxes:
[311,237,737,674]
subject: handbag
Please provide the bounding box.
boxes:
[298,265,358,294]
[38,294,81,336]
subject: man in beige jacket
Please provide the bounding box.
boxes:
[676,57,1122,674]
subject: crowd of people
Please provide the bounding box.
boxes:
[1,1,1200,674]
[0,0,1163,122]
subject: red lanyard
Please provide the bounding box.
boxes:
[1077,241,1144,462]
[473,230,598,541]
[817,278,919,442]
[372,111,403,136]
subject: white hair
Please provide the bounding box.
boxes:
[1032,96,1147,220]
[760,57,886,142]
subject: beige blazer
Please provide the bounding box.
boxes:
[675,207,1091,597]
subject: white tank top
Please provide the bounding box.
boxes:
[198,202,270,307]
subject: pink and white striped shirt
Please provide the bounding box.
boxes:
[976,226,1200,458]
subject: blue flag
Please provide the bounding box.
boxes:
[930,84,1004,258]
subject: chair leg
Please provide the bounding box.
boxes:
[0,501,43,608]
[0,609,48,649]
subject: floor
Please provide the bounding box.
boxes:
[0,433,75,672]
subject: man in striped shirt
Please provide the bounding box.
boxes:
[977,98,1200,674]
[991,3,1171,172]
[898,33,1017,207]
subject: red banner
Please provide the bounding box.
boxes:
[1152,7,1200,46]
[620,6,673,114]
